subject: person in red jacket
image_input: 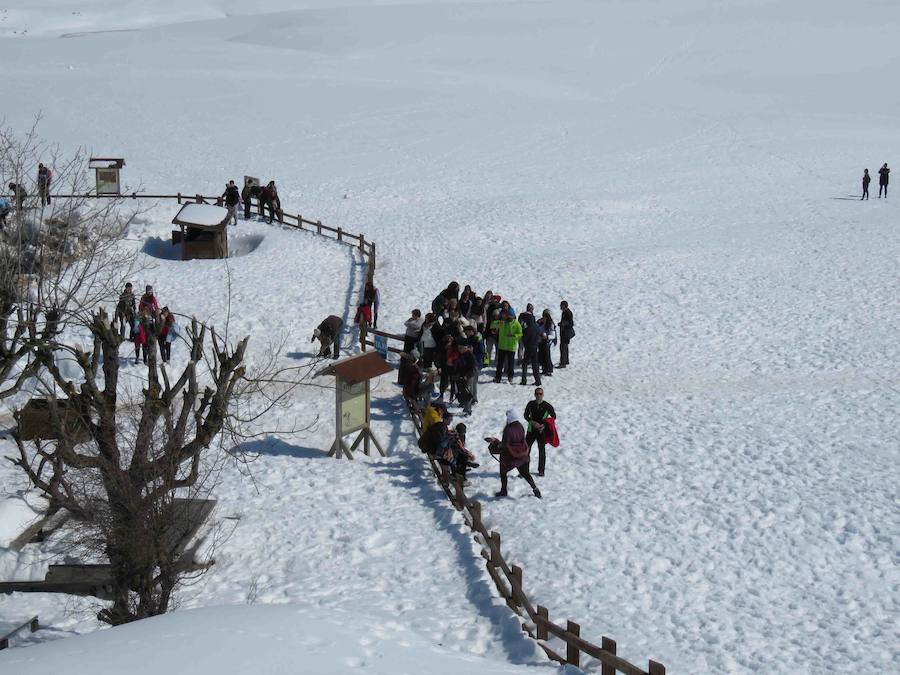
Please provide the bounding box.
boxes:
[494,409,541,499]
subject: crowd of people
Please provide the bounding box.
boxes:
[115,283,179,365]
[1,163,53,227]
[397,281,570,497]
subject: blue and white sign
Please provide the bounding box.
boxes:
[374,334,388,358]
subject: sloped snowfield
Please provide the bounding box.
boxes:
[1,1,898,673]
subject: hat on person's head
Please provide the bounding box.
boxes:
[455,423,467,435]
[145,285,153,293]
[125,282,132,289]
[313,328,321,337]
[464,324,475,332]
[507,308,516,317]
[506,408,522,426]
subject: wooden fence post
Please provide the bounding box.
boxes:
[359,234,366,252]
[601,637,617,675]
[566,621,581,667]
[317,220,322,235]
[511,564,523,606]
[489,531,501,567]
[536,606,549,641]
[470,500,482,532]
[177,192,182,204]
[648,660,666,675]
[453,478,464,510]
[337,227,343,242]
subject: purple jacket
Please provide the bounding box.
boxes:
[501,421,529,468]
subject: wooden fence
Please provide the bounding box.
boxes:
[10,191,376,285]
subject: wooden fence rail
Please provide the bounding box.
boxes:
[4,190,376,284]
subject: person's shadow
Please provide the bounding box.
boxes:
[237,436,325,459]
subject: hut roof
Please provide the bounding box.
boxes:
[172,203,230,230]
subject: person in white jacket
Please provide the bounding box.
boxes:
[403,309,424,353]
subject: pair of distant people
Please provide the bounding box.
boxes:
[861,163,889,200]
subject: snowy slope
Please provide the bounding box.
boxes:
[1,1,898,673]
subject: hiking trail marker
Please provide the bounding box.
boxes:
[315,351,391,459]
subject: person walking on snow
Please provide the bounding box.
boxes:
[241,180,255,220]
[37,163,52,205]
[519,312,542,386]
[494,409,541,499]
[139,285,160,317]
[524,387,556,477]
[222,180,240,225]
[862,169,871,200]
[878,163,890,198]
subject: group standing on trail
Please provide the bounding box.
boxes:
[860,163,890,200]
[117,283,179,365]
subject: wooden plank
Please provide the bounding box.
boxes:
[534,615,651,675]
[648,660,666,675]
[536,605,549,641]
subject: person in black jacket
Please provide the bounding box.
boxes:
[558,300,574,368]
[523,387,556,476]
[222,180,240,226]
[241,180,256,219]
[519,312,541,386]
[862,169,871,200]
[312,315,342,359]
[878,163,890,198]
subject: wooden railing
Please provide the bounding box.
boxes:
[9,190,376,285]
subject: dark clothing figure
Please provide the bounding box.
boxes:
[524,397,556,477]
[241,183,256,219]
[314,315,343,359]
[37,164,52,205]
[558,303,574,367]
[879,164,890,198]
[862,170,871,200]
[115,286,136,339]
[260,182,281,223]
[520,314,542,386]
[538,312,556,375]
[7,183,26,210]
[496,412,540,498]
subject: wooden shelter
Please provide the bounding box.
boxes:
[171,203,229,260]
[315,351,392,459]
[17,398,90,443]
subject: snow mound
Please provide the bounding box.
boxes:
[0,604,540,674]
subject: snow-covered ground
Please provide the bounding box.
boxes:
[1,1,899,673]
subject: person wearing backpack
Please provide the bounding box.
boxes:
[494,409,541,498]
[37,163,52,205]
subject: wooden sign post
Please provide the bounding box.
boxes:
[315,351,392,459]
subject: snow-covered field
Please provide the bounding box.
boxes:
[1,1,899,673]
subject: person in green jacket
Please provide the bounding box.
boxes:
[493,308,523,383]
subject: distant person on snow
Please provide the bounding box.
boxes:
[363,281,380,328]
[558,300,574,368]
[37,163,52,205]
[260,181,281,223]
[878,163,889,198]
[862,169,870,200]
[7,182,26,210]
[312,315,342,359]
[139,285,160,317]
[241,180,256,219]
[116,282,137,339]
[222,180,240,226]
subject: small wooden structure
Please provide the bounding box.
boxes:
[88,157,125,195]
[17,398,90,443]
[171,203,229,260]
[315,351,392,459]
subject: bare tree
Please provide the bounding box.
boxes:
[11,307,321,625]
[0,119,138,400]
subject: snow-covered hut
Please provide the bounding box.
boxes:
[171,203,229,260]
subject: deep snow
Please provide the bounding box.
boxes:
[1,1,898,673]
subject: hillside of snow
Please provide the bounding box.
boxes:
[1,1,898,673]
